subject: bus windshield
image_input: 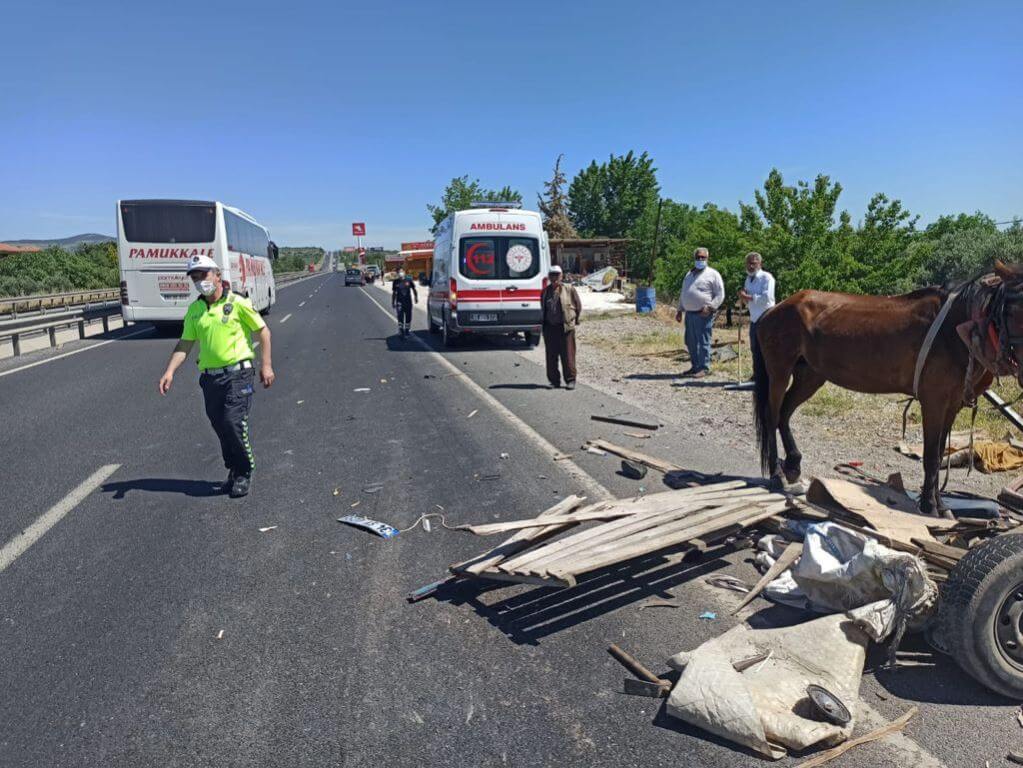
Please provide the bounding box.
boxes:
[120,200,216,243]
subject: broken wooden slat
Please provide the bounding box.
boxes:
[590,415,660,431]
[584,438,680,473]
[731,541,803,615]
[547,501,789,580]
[450,494,586,576]
[795,706,918,768]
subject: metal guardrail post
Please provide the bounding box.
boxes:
[102,315,109,333]
[12,334,20,357]
[77,319,86,339]
[48,327,57,347]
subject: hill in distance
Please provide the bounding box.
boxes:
[3,233,115,249]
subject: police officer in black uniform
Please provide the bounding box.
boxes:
[391,269,419,338]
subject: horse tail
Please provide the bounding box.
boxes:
[751,326,773,476]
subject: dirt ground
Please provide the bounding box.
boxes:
[522,306,1023,501]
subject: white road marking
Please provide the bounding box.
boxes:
[357,285,947,768]
[0,463,121,573]
[0,327,152,380]
[279,314,293,324]
[359,287,611,501]
[299,301,306,307]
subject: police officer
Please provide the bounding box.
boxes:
[391,268,418,338]
[158,254,275,497]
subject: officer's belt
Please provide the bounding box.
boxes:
[204,359,253,375]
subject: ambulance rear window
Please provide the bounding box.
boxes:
[459,237,539,280]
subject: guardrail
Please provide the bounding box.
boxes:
[0,288,120,316]
[0,303,123,357]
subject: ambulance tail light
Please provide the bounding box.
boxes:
[120,280,129,305]
[449,278,457,309]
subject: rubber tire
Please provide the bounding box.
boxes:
[259,291,271,316]
[938,533,1023,698]
[428,315,440,334]
[526,332,540,348]
[442,317,457,348]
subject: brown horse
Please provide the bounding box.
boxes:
[752,262,1023,516]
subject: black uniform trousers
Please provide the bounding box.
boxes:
[199,367,256,477]
[396,300,412,331]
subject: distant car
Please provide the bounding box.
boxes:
[345,268,365,286]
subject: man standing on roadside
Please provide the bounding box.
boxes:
[541,265,583,390]
[158,254,275,498]
[674,246,724,378]
[738,251,775,365]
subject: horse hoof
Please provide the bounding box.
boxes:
[783,479,808,496]
[768,475,784,492]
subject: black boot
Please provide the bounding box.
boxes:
[220,470,235,494]
[229,474,251,498]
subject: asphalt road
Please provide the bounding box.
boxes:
[1,271,1019,767]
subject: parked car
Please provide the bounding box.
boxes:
[345,268,365,286]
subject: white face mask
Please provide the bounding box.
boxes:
[694,259,707,270]
[197,280,217,297]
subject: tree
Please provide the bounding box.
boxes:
[567,151,659,238]
[537,154,577,239]
[921,226,1023,286]
[426,176,522,234]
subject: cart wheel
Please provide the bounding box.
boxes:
[938,533,1023,698]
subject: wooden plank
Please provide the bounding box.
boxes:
[543,499,781,576]
[498,489,775,573]
[468,484,765,536]
[450,494,586,575]
[464,567,576,589]
[584,438,680,473]
[590,415,660,431]
[910,537,966,562]
[795,707,918,768]
[807,477,955,542]
[730,541,803,615]
[519,494,780,576]
[547,501,789,579]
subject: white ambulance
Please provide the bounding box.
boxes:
[427,203,550,347]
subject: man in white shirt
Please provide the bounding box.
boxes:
[738,251,776,365]
[674,247,724,378]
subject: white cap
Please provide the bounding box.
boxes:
[548,265,563,274]
[186,254,219,275]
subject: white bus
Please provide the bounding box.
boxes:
[117,199,278,325]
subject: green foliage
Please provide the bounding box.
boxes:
[427,176,523,233]
[0,242,119,296]
[567,151,659,238]
[274,247,324,273]
[920,225,1023,286]
[537,154,577,239]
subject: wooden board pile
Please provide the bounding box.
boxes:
[450,482,801,589]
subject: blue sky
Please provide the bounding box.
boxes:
[2,0,1021,249]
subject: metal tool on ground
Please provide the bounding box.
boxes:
[608,643,671,697]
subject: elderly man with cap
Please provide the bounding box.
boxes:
[540,264,583,389]
[158,254,275,498]
[674,246,724,378]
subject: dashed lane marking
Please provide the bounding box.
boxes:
[0,464,121,573]
[279,314,293,324]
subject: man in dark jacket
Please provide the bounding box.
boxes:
[540,265,583,389]
[391,269,418,338]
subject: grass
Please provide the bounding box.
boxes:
[801,384,861,418]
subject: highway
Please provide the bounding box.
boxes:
[1,271,1019,768]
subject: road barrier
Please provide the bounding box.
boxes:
[0,303,123,357]
[0,270,318,356]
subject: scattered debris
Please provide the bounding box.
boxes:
[620,460,648,480]
[338,515,400,539]
[1018,705,1023,728]
[624,431,652,440]
[731,541,802,615]
[806,684,852,726]
[350,500,361,508]
[216,629,224,640]
[639,598,682,610]
[608,643,671,698]
[258,526,278,533]
[705,575,753,594]
[1008,751,1023,766]
[698,611,717,620]
[296,399,305,404]
[553,452,573,461]
[353,388,370,393]
[477,473,501,482]
[591,414,660,431]
[332,487,341,496]
[467,409,479,419]
[499,452,510,459]
[584,445,607,456]
[794,707,918,768]
[362,483,384,494]
[380,378,388,383]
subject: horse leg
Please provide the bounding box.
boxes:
[778,362,826,486]
[919,399,957,518]
[764,360,797,490]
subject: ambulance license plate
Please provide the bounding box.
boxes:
[470,312,498,322]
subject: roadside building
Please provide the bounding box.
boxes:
[0,243,43,258]
[400,240,434,279]
[549,238,630,278]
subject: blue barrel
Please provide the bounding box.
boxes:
[635,286,656,314]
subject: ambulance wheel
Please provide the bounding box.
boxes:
[442,318,457,348]
[525,332,540,348]
[428,316,440,334]
[939,533,1023,698]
